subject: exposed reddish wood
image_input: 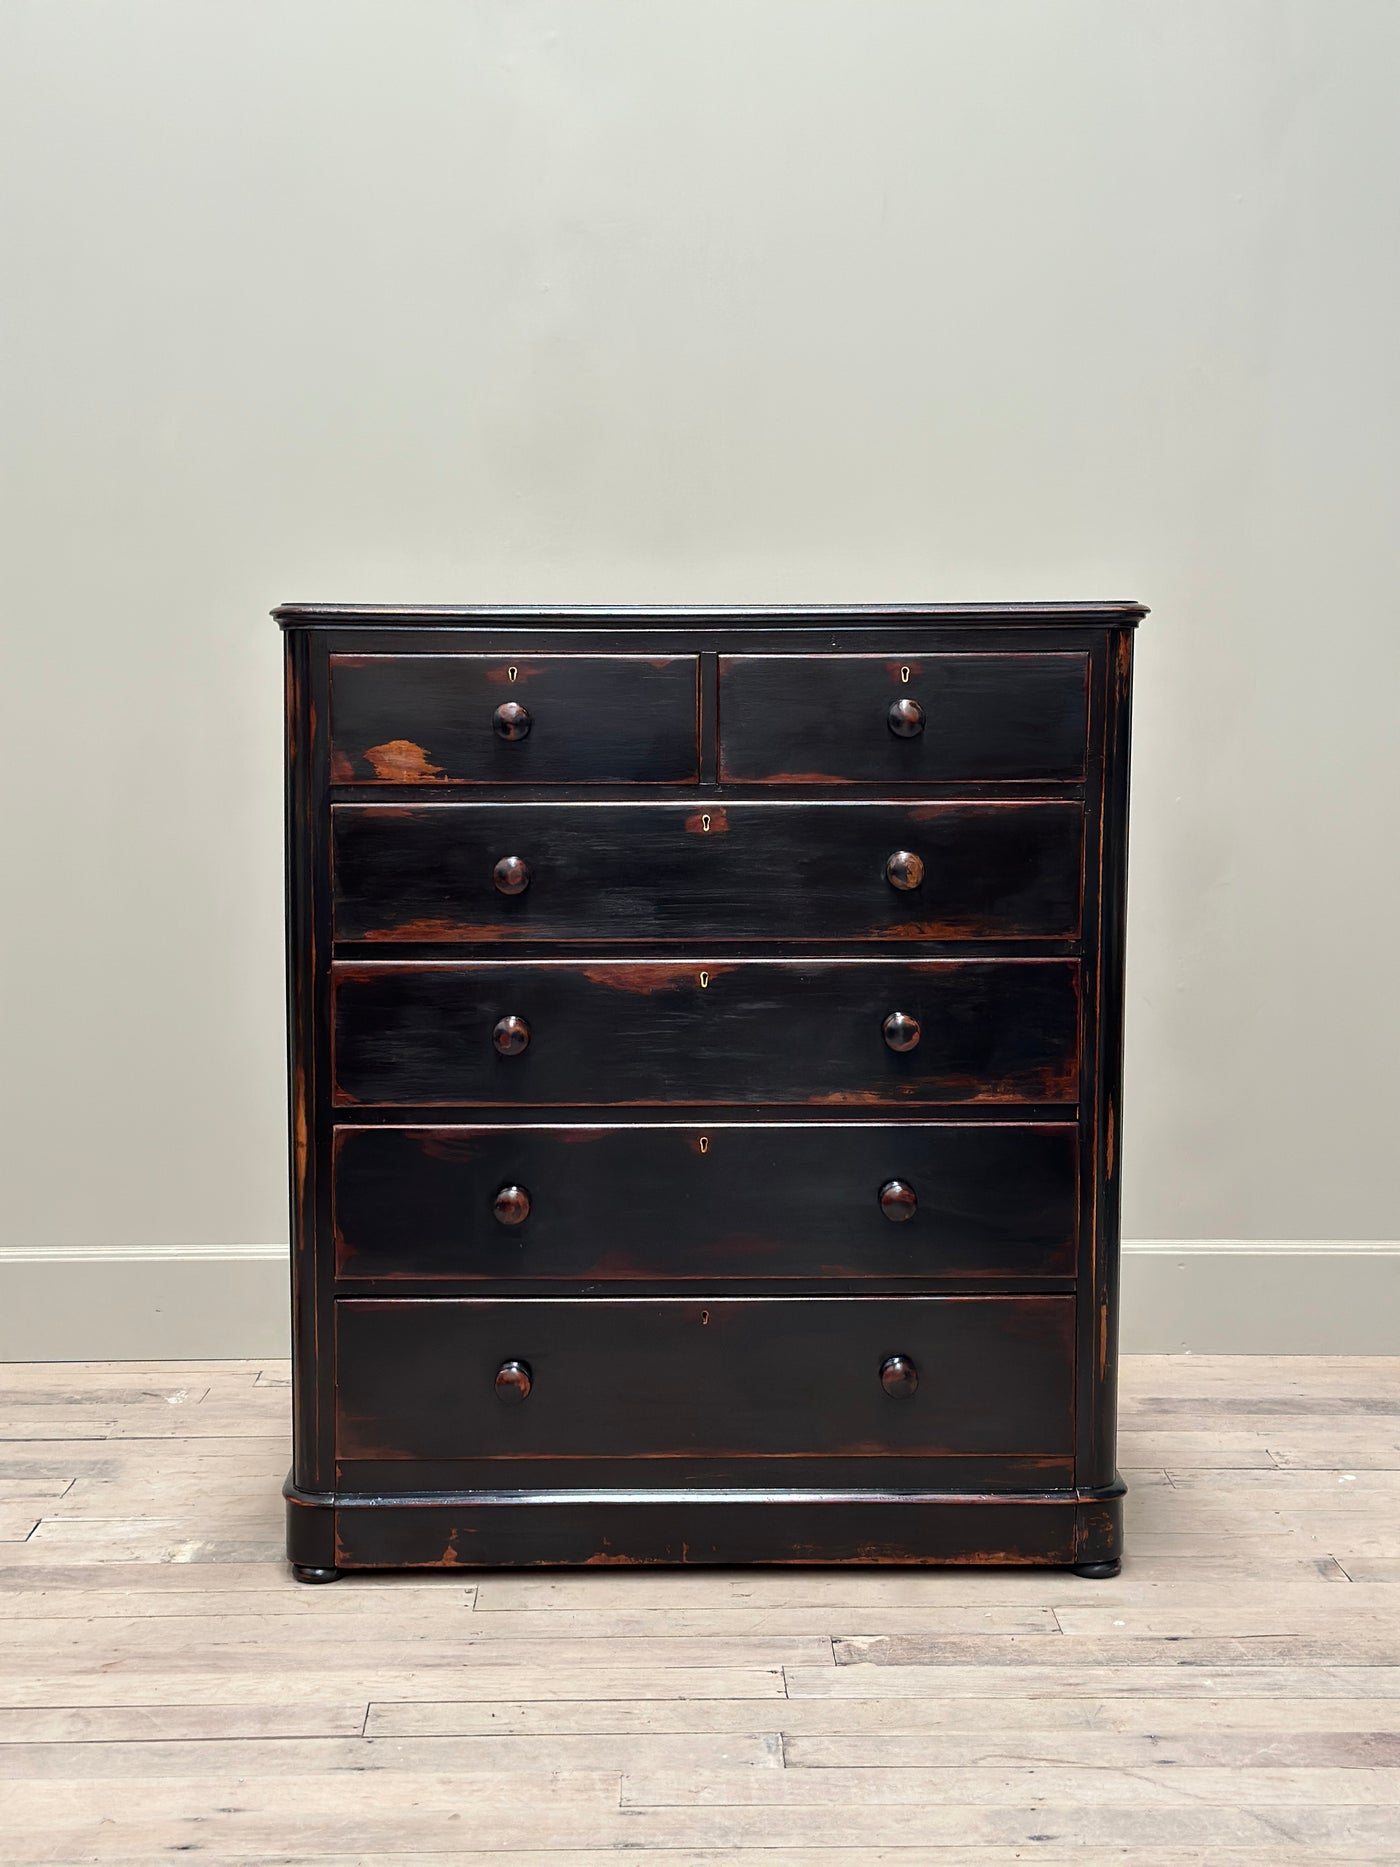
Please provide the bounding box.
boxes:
[577,963,738,995]
[363,740,446,781]
[361,918,491,942]
[1106,1097,1116,1181]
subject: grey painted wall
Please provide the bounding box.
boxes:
[2,4,1397,1303]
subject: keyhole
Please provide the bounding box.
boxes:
[701,812,711,832]
[699,1136,710,1154]
[699,971,709,989]
[507,665,518,683]
[900,665,911,684]
[700,1309,710,1325]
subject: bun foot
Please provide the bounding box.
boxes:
[1072,1558,1122,1579]
[292,1564,341,1584]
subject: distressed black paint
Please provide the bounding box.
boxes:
[280,602,1142,1575]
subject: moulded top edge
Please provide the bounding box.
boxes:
[274,600,1147,629]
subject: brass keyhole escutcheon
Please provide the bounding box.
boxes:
[699,1136,710,1154]
[900,665,911,683]
[700,1309,710,1325]
[507,665,518,683]
[701,812,711,832]
[699,970,710,989]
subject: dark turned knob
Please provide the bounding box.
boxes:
[493,700,532,741]
[887,696,925,738]
[495,1360,532,1403]
[493,855,531,896]
[493,1184,531,1226]
[492,1015,531,1056]
[882,1011,921,1052]
[878,1179,917,1223]
[885,849,925,892]
[880,1354,918,1398]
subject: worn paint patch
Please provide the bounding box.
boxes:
[292,1068,308,1210]
[1106,1098,1116,1180]
[363,739,446,781]
[579,965,672,996]
[721,770,853,785]
[361,918,494,943]
[882,920,1007,941]
[579,964,737,995]
[419,1133,484,1162]
[329,748,356,782]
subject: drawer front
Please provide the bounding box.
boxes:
[718,653,1089,783]
[333,1122,1079,1282]
[332,801,1084,945]
[331,959,1080,1108]
[335,1295,1076,1463]
[329,654,700,785]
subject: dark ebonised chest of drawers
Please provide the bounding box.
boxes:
[279,602,1142,1580]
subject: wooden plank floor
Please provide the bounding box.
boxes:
[0,1357,1398,1863]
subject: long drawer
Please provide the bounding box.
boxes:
[330,653,700,785]
[718,653,1090,783]
[331,801,1084,945]
[334,1296,1077,1472]
[332,1122,1080,1282]
[330,959,1081,1108]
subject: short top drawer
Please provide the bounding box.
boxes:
[718,653,1089,783]
[330,654,700,785]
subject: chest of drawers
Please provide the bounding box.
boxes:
[279,602,1142,1579]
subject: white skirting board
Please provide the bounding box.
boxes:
[1,1241,1397,1360]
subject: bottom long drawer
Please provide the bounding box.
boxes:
[334,1296,1076,1490]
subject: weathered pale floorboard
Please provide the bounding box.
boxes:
[0,1732,785,1777]
[366,1695,1400,1738]
[0,1666,787,1710]
[1,1790,1396,1856]
[0,1353,1396,1864]
[619,1763,1400,1805]
[787,1663,1400,1698]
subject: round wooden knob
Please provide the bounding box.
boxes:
[493,1184,531,1226]
[493,700,532,741]
[885,849,924,891]
[887,696,925,738]
[495,1360,532,1403]
[492,1015,531,1056]
[878,1180,917,1222]
[880,1354,918,1398]
[493,855,531,896]
[882,1011,921,1053]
